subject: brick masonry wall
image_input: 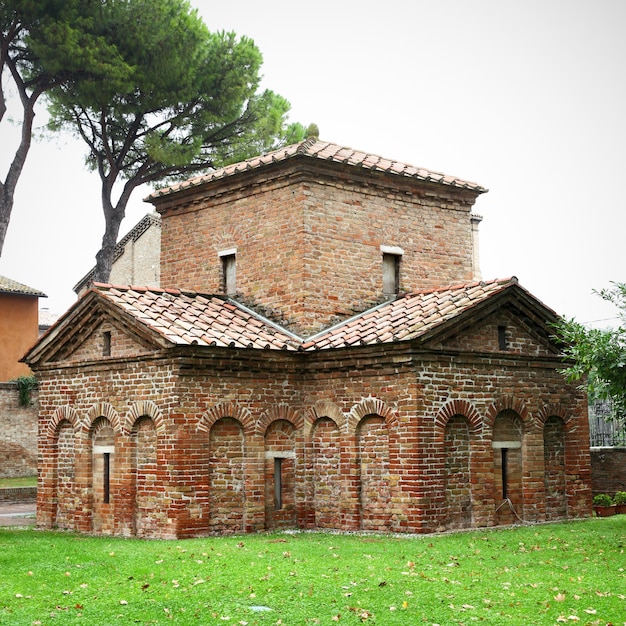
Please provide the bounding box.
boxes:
[0,487,37,503]
[0,383,38,478]
[31,326,591,539]
[155,163,480,335]
[590,448,626,495]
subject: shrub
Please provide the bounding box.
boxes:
[593,493,613,507]
[613,491,626,505]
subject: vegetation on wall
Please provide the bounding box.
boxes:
[10,375,37,407]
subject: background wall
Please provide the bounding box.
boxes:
[590,448,626,496]
[0,383,37,478]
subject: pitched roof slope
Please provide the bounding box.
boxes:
[148,138,487,200]
[0,274,46,297]
[25,278,558,366]
[302,277,550,350]
[94,284,302,351]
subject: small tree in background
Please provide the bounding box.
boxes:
[556,282,626,428]
[47,0,305,284]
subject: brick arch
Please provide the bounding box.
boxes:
[126,401,166,435]
[197,402,254,435]
[347,397,398,433]
[47,406,81,439]
[257,403,303,436]
[305,401,346,436]
[86,402,122,435]
[536,404,572,428]
[434,399,482,437]
[484,396,531,430]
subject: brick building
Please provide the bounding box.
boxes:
[73,212,161,298]
[25,139,591,538]
[0,274,45,380]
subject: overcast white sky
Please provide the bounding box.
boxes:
[0,0,624,328]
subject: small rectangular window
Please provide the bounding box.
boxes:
[219,249,237,295]
[498,325,507,350]
[382,253,401,295]
[103,331,111,356]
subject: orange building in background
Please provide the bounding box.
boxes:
[0,275,46,381]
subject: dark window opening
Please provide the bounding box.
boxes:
[103,452,111,503]
[501,448,508,500]
[498,325,508,350]
[221,254,236,295]
[382,253,401,295]
[103,331,111,356]
[274,457,283,510]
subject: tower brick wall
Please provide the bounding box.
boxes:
[155,161,481,335]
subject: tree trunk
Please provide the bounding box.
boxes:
[0,186,12,258]
[0,88,38,258]
[91,178,135,284]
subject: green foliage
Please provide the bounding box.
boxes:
[555,282,626,426]
[44,0,305,282]
[593,493,613,507]
[0,0,134,255]
[9,374,37,406]
[613,491,626,505]
[1,520,626,624]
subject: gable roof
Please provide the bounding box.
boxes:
[147,138,487,201]
[25,277,560,367]
[94,284,302,350]
[303,277,557,350]
[0,274,46,297]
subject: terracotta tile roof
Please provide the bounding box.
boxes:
[93,284,302,350]
[302,278,520,350]
[92,279,528,355]
[0,274,46,297]
[148,139,487,200]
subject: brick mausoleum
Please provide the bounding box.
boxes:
[24,139,592,538]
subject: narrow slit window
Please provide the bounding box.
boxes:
[103,331,111,356]
[498,325,508,350]
[274,457,283,510]
[501,448,508,500]
[103,452,111,504]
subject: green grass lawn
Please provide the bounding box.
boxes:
[1,517,625,625]
[0,475,37,489]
